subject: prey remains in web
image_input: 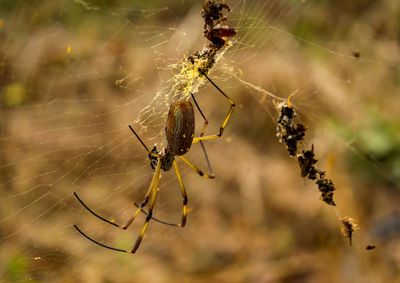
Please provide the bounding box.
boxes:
[73,0,237,254]
[275,94,360,246]
[169,0,236,102]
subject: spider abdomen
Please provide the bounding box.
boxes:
[165,101,195,156]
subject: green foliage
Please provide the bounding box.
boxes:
[3,83,26,107]
[334,105,400,185]
[2,254,34,283]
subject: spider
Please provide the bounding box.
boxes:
[73,72,235,253]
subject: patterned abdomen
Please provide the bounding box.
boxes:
[165,101,195,156]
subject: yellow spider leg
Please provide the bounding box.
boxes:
[130,159,162,253]
[122,157,162,230]
[179,156,215,179]
[173,160,188,227]
[137,156,215,227]
[133,160,191,227]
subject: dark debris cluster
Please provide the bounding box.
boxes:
[276,102,336,206]
[188,0,236,75]
[276,104,306,156]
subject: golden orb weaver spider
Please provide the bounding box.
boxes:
[73,73,235,253]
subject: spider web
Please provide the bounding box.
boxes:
[1,0,400,282]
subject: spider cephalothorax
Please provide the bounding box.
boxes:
[148,146,174,172]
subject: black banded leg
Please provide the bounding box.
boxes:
[192,73,235,143]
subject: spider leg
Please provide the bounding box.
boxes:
[73,156,162,230]
[192,73,235,143]
[120,158,161,230]
[191,93,214,176]
[128,125,150,152]
[199,140,214,177]
[74,192,120,229]
[134,160,188,227]
[179,156,215,179]
[191,93,209,137]
[73,225,129,253]
[73,160,162,254]
[173,160,188,227]
[137,156,216,227]
[130,159,162,253]
[133,204,180,226]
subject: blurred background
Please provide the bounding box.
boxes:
[1,0,400,282]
